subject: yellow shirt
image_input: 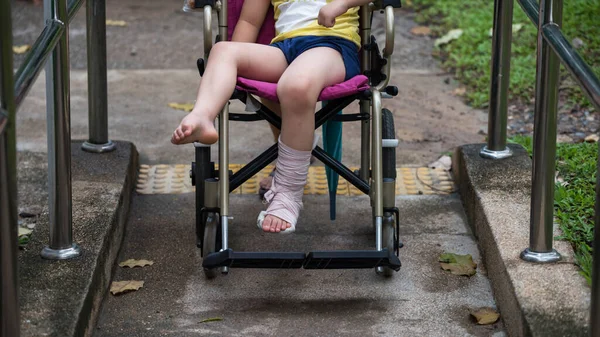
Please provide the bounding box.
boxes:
[271,0,361,48]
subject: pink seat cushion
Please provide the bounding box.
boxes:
[235,75,369,103]
[227,0,276,45]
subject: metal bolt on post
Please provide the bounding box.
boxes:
[480,0,514,160]
[520,0,562,263]
[41,0,81,260]
[81,0,115,153]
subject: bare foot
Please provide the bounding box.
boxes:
[261,214,292,233]
[171,112,218,145]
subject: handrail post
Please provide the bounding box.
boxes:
[592,148,600,336]
[0,0,21,335]
[520,0,562,263]
[81,0,115,153]
[41,0,81,260]
[480,0,514,159]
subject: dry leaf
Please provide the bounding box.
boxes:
[452,87,467,96]
[13,45,31,54]
[119,259,154,268]
[110,280,144,295]
[585,134,599,143]
[428,155,452,171]
[410,26,431,36]
[168,102,195,112]
[106,20,127,27]
[555,171,568,187]
[488,23,524,37]
[18,227,33,237]
[199,317,223,323]
[439,252,477,276]
[434,29,463,47]
[470,307,500,325]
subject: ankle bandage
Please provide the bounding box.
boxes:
[260,139,312,231]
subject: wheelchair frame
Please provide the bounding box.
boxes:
[187,0,403,277]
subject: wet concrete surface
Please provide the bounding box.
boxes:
[95,193,504,337]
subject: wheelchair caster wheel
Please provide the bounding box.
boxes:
[202,213,220,279]
[379,213,397,277]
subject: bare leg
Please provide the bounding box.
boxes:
[261,47,346,233]
[258,98,281,193]
[172,42,287,145]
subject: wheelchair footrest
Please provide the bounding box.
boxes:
[304,249,401,270]
[202,248,401,271]
[202,249,306,269]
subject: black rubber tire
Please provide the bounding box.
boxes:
[202,213,219,279]
[194,147,212,250]
[380,108,397,277]
[382,108,396,180]
[380,213,396,277]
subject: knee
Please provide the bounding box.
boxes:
[277,76,318,108]
[208,41,234,60]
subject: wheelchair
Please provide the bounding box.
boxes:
[184,0,403,278]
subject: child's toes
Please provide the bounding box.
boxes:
[262,217,272,232]
[271,218,281,232]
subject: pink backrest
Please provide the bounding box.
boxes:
[227,0,276,45]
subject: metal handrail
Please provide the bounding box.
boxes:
[1,0,111,335]
[1,0,21,336]
[14,20,64,109]
[486,0,600,333]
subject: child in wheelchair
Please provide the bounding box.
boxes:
[172,0,370,235]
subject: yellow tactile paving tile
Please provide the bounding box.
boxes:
[136,164,455,196]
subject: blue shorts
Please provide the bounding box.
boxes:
[271,36,361,81]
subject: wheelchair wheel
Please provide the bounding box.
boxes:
[380,108,397,277]
[202,212,220,279]
[382,108,396,180]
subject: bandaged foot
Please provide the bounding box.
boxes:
[258,134,320,199]
[171,111,218,145]
[257,139,312,233]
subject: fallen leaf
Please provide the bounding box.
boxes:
[488,23,524,37]
[470,307,500,325]
[168,102,195,112]
[106,20,127,27]
[428,155,452,171]
[434,29,463,47]
[584,134,599,143]
[18,227,33,237]
[555,171,568,187]
[512,23,524,33]
[410,26,431,36]
[119,259,154,268]
[199,317,223,323]
[13,45,31,54]
[452,87,467,96]
[110,280,144,295]
[439,252,477,276]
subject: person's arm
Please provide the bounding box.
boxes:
[318,0,372,27]
[231,0,271,42]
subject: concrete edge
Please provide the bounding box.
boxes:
[452,143,590,337]
[77,141,138,337]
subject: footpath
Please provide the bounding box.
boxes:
[11,1,589,336]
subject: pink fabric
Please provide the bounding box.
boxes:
[227,0,276,45]
[235,75,369,102]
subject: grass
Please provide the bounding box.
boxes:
[408,0,600,109]
[509,135,597,284]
